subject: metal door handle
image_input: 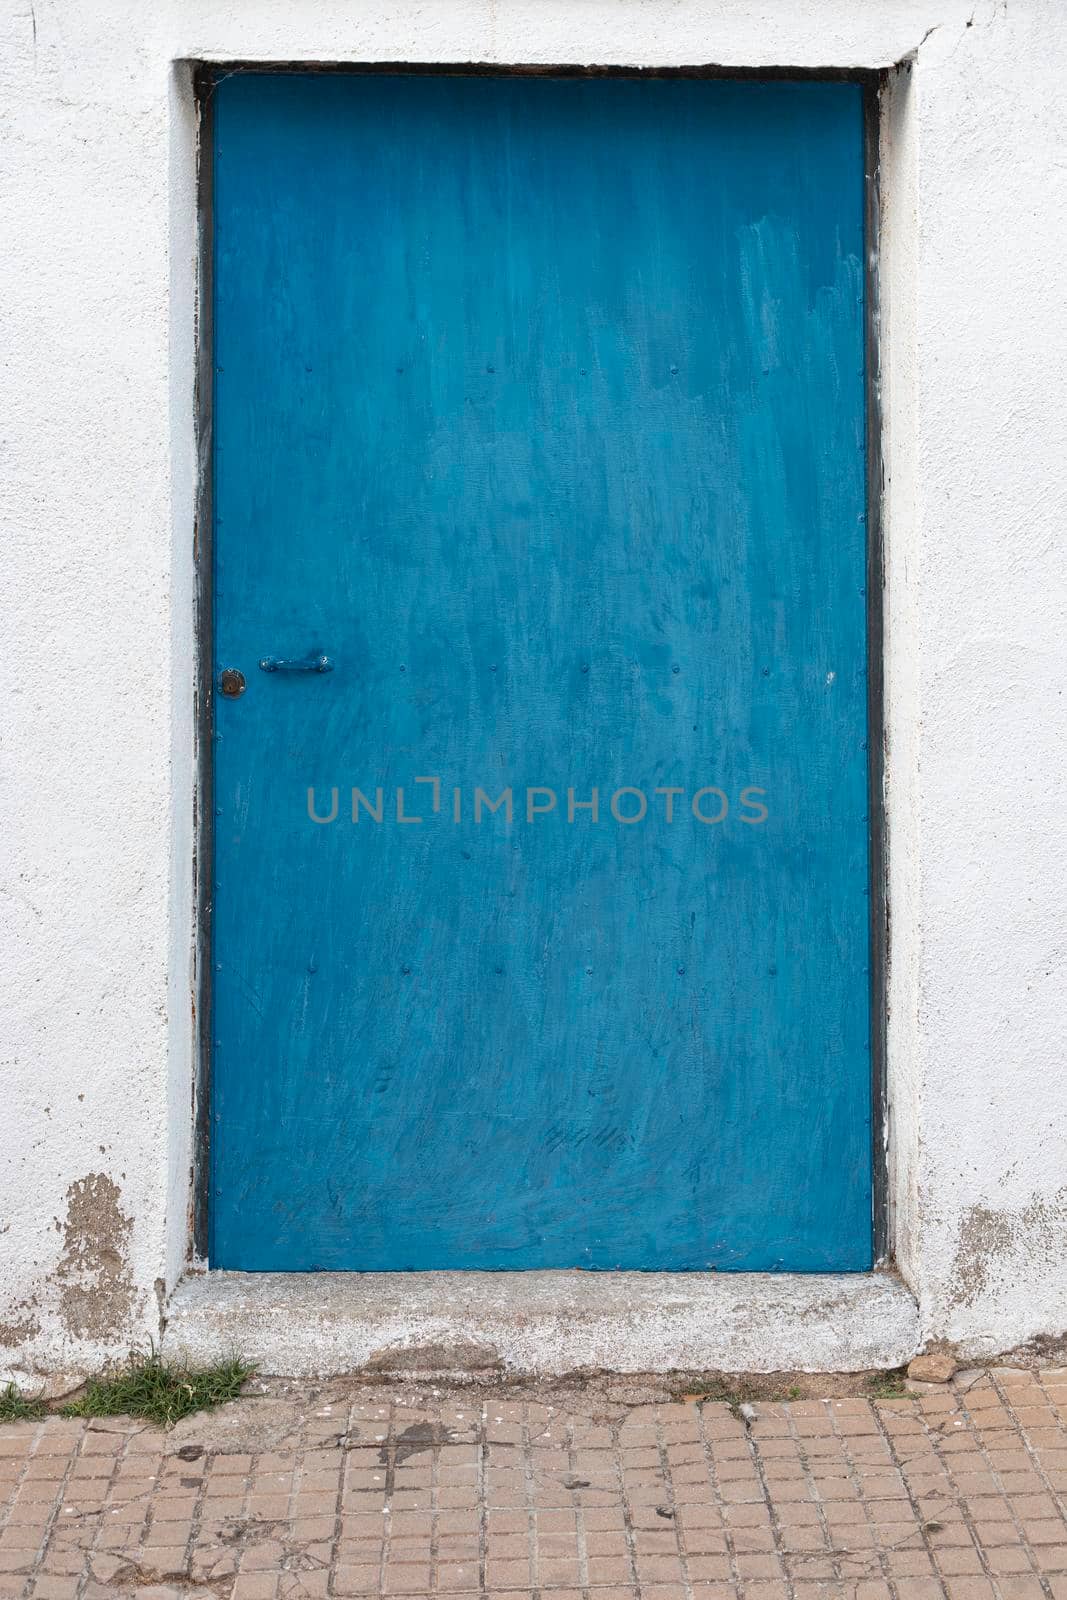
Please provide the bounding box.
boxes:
[259,653,334,674]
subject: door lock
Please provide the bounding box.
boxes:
[218,668,246,698]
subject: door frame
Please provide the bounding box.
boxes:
[190,61,888,1266]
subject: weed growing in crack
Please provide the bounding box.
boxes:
[60,1349,253,1428]
[865,1367,911,1400]
[0,1383,46,1423]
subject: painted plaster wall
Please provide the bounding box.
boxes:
[1,0,1063,1381]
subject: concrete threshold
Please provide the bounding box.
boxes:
[164,1268,920,1377]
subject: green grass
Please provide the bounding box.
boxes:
[60,1351,253,1429]
[866,1368,911,1400]
[685,1377,747,1407]
[0,1383,47,1424]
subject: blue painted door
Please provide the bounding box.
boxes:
[210,73,872,1272]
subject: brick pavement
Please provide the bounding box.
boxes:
[2,1367,1067,1600]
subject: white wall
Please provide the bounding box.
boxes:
[1,0,1064,1382]
[883,3,1067,1351]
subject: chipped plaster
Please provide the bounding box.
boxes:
[55,1175,138,1344]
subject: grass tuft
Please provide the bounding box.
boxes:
[866,1367,911,1400]
[685,1377,743,1406]
[60,1350,253,1429]
[0,1383,47,1424]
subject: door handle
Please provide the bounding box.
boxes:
[259,653,334,674]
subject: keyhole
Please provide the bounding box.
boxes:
[219,668,246,698]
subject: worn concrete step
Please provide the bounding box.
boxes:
[164,1268,920,1377]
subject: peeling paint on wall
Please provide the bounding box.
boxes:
[0,1311,41,1349]
[54,1176,136,1342]
[952,1188,1067,1311]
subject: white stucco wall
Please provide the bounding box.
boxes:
[2,0,1064,1382]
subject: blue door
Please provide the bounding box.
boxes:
[210,73,872,1272]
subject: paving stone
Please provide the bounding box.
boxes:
[167,1400,303,1455]
[3,1372,1067,1595]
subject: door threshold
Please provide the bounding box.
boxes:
[165,1268,919,1377]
